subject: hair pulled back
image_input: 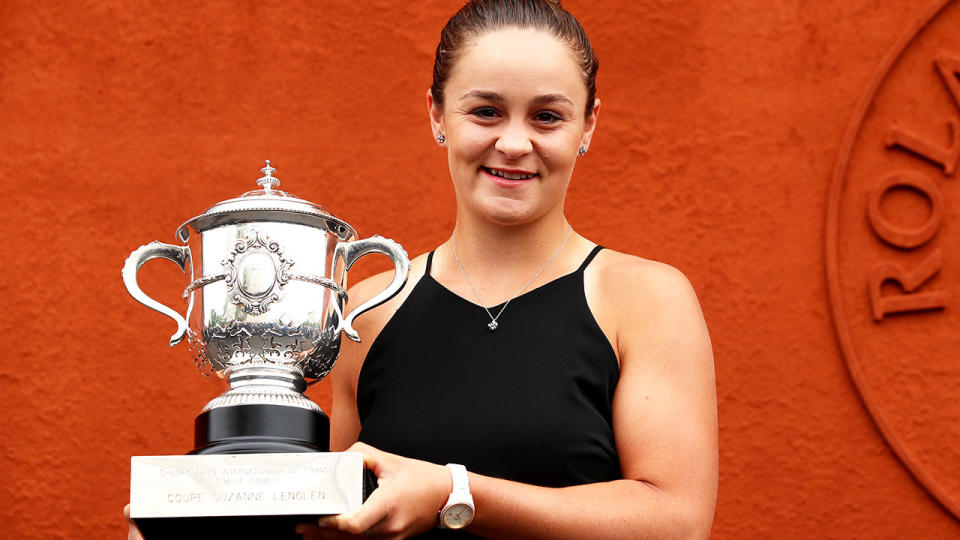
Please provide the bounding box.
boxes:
[431,0,599,118]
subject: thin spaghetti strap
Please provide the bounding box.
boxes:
[577,245,605,273]
[425,250,435,276]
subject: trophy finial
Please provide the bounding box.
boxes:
[257,160,280,190]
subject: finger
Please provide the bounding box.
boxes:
[128,526,144,540]
[304,515,384,539]
[361,514,397,539]
[127,523,144,540]
[296,522,322,535]
[123,504,144,540]
[329,487,392,536]
[345,441,372,455]
[346,442,390,477]
[297,521,370,540]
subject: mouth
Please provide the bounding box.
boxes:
[482,167,538,183]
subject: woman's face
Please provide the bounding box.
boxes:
[429,28,599,226]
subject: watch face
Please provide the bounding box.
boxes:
[442,502,475,529]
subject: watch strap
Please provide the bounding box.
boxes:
[439,463,475,529]
[447,463,470,495]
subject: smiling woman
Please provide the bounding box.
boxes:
[319,1,716,539]
[127,1,717,539]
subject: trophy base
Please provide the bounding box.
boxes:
[192,403,330,454]
[134,404,340,540]
[135,514,320,540]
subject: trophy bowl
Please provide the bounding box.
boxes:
[123,161,409,454]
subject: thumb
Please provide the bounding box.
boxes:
[347,441,391,477]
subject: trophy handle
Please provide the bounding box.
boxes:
[336,235,410,342]
[122,241,192,346]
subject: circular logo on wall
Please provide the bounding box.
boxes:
[827,0,960,518]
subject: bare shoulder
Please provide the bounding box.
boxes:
[586,249,710,369]
[590,250,702,319]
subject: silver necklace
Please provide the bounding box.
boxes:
[451,225,574,331]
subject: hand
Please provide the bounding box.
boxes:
[123,504,144,540]
[296,442,451,539]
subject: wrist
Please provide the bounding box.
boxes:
[438,463,476,529]
[435,463,453,510]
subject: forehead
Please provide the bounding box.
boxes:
[448,28,586,103]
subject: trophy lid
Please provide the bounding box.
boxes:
[176,161,357,242]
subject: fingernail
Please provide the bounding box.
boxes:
[316,516,335,527]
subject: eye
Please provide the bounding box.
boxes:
[534,111,563,124]
[470,107,499,119]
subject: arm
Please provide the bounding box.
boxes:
[467,256,718,539]
[309,254,717,539]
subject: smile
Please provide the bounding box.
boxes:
[482,167,537,181]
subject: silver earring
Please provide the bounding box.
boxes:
[437,134,445,144]
[578,146,586,156]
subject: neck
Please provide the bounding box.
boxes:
[445,206,572,284]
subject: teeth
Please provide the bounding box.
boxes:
[487,168,534,180]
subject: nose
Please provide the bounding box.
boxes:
[494,120,533,158]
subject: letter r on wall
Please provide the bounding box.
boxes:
[869,249,948,321]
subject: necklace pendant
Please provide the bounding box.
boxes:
[487,320,499,331]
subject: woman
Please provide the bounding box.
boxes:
[128,1,717,538]
[302,1,717,538]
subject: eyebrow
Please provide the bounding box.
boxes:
[532,93,574,107]
[459,90,574,108]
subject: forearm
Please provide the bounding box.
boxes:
[466,474,711,540]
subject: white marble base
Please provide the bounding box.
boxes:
[130,452,363,518]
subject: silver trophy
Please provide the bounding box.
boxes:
[123,161,409,537]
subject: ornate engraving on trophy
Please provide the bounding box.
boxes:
[202,317,331,375]
[223,231,293,315]
[187,330,217,376]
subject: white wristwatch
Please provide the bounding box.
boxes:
[438,463,475,529]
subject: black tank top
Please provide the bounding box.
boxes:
[356,246,621,538]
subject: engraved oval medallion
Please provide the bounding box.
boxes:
[237,252,277,298]
[826,0,960,519]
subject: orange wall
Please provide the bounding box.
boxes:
[2,0,959,537]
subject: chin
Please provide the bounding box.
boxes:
[477,199,541,226]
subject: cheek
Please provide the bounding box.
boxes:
[539,144,577,171]
[450,135,493,170]
[539,129,582,166]
[457,128,495,155]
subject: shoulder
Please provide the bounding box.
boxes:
[585,248,710,368]
[591,250,694,294]
[589,249,702,318]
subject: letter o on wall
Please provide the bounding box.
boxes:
[867,171,943,249]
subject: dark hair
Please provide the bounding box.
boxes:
[431,0,599,117]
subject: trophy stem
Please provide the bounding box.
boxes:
[227,366,306,392]
[201,366,320,412]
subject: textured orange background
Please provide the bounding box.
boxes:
[1,0,958,538]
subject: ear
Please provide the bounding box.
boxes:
[427,89,445,141]
[579,98,601,152]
